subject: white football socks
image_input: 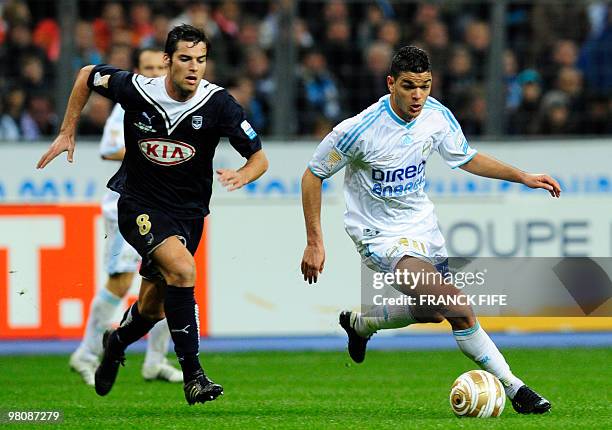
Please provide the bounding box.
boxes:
[144,318,172,368]
[79,287,122,357]
[353,304,417,337]
[453,322,524,398]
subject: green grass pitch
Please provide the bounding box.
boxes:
[0,348,610,429]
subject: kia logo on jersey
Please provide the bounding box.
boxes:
[138,138,196,166]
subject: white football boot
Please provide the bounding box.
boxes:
[69,348,99,386]
[142,358,183,382]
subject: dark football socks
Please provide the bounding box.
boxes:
[109,302,156,354]
[164,285,203,380]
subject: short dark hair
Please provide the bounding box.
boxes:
[164,24,210,59]
[389,46,431,78]
[132,47,163,70]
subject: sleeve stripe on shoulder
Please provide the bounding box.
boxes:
[336,107,379,152]
[336,105,384,153]
[452,150,477,169]
[425,98,459,131]
[308,165,327,179]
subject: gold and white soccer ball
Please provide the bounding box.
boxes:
[450,370,506,417]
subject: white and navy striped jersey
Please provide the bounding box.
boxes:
[309,94,476,246]
[88,64,262,219]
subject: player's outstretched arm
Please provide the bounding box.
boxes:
[36,65,95,169]
[216,149,268,191]
[301,168,326,284]
[460,152,561,198]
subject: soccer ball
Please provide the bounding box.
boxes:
[449,370,506,417]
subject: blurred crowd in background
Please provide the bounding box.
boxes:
[0,0,610,141]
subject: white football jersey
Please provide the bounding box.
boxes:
[309,94,477,254]
[99,103,125,220]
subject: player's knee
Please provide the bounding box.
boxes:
[107,274,132,297]
[163,259,196,286]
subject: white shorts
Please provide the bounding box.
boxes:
[356,229,448,273]
[104,217,141,275]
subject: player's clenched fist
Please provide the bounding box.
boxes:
[301,243,325,284]
[36,133,75,169]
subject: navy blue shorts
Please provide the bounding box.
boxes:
[117,195,204,280]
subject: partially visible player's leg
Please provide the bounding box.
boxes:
[153,236,223,404]
[339,304,416,363]
[351,300,417,337]
[153,237,199,375]
[139,278,182,382]
[95,277,164,396]
[143,319,183,382]
[118,278,166,342]
[72,217,139,386]
[340,243,421,363]
[70,274,131,386]
[393,258,520,388]
[397,256,551,414]
[451,320,551,413]
[345,239,434,340]
[80,273,133,355]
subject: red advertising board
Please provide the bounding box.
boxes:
[0,205,208,339]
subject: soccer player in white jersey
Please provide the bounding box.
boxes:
[69,48,182,385]
[301,46,559,414]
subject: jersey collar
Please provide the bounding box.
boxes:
[381,95,418,129]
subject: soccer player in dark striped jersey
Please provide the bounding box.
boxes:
[37,25,268,405]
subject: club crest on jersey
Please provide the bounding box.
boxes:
[139,138,195,166]
[192,115,203,130]
[323,148,343,170]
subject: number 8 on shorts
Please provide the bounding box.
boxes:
[136,214,151,235]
